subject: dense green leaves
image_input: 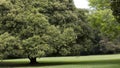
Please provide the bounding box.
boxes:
[0,0,58,59]
[89,0,110,10]
[88,9,120,39]
[0,32,22,59]
[22,35,54,58]
[88,0,120,54]
[0,0,85,60]
[111,0,120,23]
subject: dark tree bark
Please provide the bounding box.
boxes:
[28,57,38,64]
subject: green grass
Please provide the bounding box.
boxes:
[1,54,120,68]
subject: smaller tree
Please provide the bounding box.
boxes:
[98,39,116,54]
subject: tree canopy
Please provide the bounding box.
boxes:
[111,0,120,23]
[0,0,87,63]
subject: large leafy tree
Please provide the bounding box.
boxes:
[0,0,94,63]
[0,0,80,63]
[0,0,60,64]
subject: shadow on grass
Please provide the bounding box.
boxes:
[0,59,120,67]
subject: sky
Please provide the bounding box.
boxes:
[73,0,90,9]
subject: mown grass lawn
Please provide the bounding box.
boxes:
[1,54,120,68]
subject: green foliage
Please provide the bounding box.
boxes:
[111,0,120,23]
[0,32,22,59]
[58,28,77,56]
[22,35,54,58]
[0,0,82,58]
[70,44,82,56]
[89,0,110,10]
[45,0,77,26]
[0,0,58,59]
[88,9,120,39]
[88,0,120,54]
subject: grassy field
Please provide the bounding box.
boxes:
[1,54,120,68]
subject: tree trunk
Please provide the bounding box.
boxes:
[29,57,38,64]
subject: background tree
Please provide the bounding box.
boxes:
[111,0,120,23]
[89,0,110,10]
[88,0,120,54]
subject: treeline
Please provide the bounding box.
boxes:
[0,0,120,63]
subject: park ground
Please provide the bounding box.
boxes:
[1,54,120,68]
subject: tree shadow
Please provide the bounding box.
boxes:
[0,59,120,67]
